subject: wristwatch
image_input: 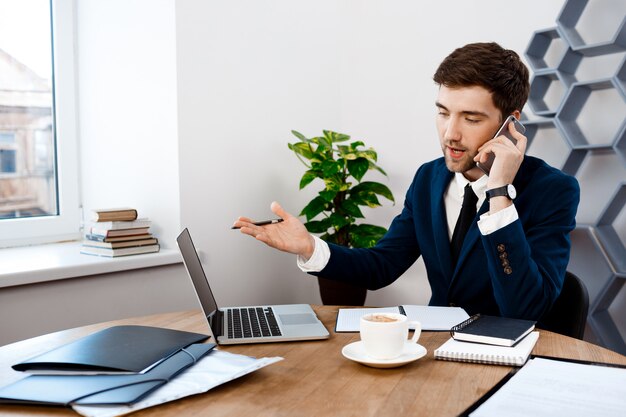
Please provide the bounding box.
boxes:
[486,184,517,201]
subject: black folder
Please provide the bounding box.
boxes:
[12,325,209,374]
[0,343,216,406]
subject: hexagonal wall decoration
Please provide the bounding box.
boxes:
[557,78,626,149]
[523,117,586,175]
[525,0,626,354]
[558,0,626,56]
[528,70,572,116]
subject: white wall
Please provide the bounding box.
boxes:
[77,0,180,249]
[0,1,574,346]
[175,0,566,307]
[0,264,195,346]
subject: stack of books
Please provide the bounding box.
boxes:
[81,208,160,257]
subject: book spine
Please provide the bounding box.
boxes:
[84,234,106,242]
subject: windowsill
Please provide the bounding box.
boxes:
[0,241,182,289]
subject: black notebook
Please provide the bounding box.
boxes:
[12,325,209,374]
[450,314,536,347]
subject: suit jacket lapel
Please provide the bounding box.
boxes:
[432,167,455,285]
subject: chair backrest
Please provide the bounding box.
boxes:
[538,271,589,340]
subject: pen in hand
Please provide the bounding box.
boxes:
[231,219,284,230]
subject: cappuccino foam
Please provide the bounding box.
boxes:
[366,314,399,323]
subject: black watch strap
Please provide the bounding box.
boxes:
[486,184,516,201]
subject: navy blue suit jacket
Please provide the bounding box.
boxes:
[313,156,580,320]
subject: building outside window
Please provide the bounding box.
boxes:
[0,0,56,219]
[0,0,80,247]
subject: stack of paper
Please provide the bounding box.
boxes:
[73,350,283,417]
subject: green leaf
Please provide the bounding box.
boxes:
[340,199,364,219]
[337,146,358,161]
[312,136,331,148]
[299,170,318,189]
[321,160,341,176]
[335,132,351,142]
[359,149,378,162]
[349,224,388,248]
[337,145,350,155]
[350,181,395,203]
[350,192,381,208]
[369,161,388,176]
[323,177,342,192]
[339,182,351,192]
[349,140,365,150]
[328,212,351,230]
[319,189,337,202]
[323,130,350,143]
[288,142,314,160]
[299,196,328,221]
[291,130,309,142]
[304,218,333,234]
[323,130,335,145]
[347,158,369,182]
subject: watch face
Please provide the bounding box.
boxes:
[507,184,517,199]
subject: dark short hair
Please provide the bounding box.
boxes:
[433,42,530,120]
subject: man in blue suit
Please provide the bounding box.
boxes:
[234,42,580,320]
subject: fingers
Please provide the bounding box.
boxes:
[270,201,290,220]
[478,133,522,157]
[508,121,527,154]
[232,217,255,230]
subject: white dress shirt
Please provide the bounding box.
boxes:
[298,173,519,272]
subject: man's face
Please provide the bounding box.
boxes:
[435,85,503,181]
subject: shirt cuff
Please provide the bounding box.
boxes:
[477,204,519,235]
[297,235,331,272]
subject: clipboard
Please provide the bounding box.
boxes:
[458,355,626,416]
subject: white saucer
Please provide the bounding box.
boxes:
[341,341,427,368]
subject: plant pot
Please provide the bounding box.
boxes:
[317,277,367,306]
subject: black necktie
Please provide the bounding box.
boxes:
[451,183,478,265]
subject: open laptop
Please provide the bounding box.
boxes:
[176,228,330,345]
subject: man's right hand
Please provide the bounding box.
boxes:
[233,201,315,260]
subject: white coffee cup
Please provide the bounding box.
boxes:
[359,313,421,360]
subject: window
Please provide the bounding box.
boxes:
[0,0,80,247]
[0,133,17,174]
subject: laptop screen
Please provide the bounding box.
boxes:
[176,228,219,322]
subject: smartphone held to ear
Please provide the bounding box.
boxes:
[476,115,526,176]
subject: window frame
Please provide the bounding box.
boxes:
[0,0,81,248]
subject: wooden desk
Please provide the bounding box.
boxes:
[1,306,625,417]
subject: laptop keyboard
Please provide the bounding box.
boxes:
[227,307,282,339]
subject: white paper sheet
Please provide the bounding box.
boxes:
[335,305,469,332]
[470,357,626,417]
[72,350,283,417]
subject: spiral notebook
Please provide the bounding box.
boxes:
[434,331,539,366]
[450,314,536,347]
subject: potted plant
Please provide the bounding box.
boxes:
[288,129,395,305]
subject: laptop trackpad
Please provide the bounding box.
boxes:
[279,313,318,326]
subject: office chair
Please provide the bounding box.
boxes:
[538,271,589,340]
